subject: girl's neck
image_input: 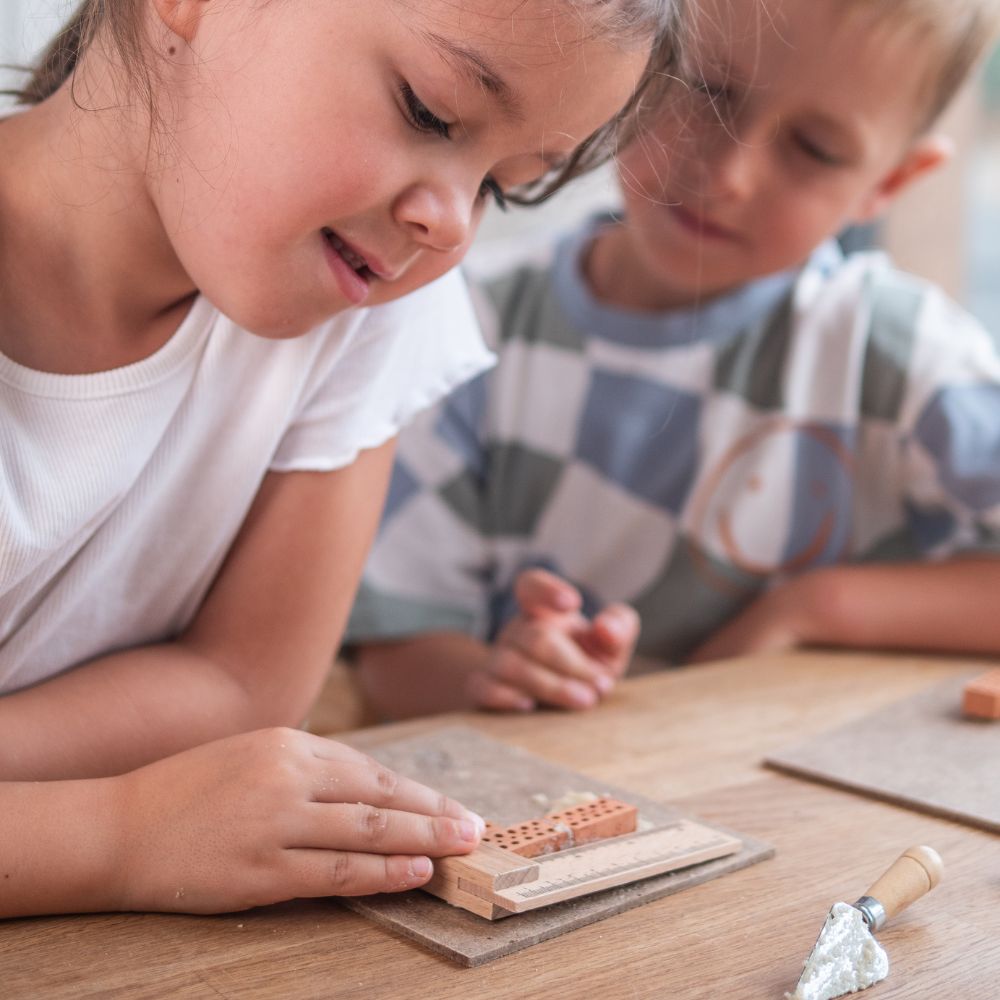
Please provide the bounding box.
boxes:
[0,79,197,375]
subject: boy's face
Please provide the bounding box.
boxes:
[610,0,946,308]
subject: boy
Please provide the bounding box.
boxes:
[347,0,1000,717]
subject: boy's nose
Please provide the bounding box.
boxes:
[393,180,476,255]
[695,127,763,203]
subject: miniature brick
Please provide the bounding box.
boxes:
[962,669,1000,720]
[481,797,639,857]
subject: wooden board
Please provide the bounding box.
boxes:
[341,726,773,966]
[766,674,1000,833]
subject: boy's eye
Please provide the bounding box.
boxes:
[478,176,508,212]
[794,131,843,167]
[400,83,451,140]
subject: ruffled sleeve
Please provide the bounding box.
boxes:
[270,268,495,472]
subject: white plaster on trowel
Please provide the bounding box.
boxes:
[786,902,889,1000]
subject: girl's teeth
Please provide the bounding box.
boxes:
[328,231,368,272]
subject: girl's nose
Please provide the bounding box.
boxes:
[393,180,476,254]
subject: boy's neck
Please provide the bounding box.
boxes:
[584,223,745,313]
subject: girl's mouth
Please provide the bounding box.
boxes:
[323,228,375,281]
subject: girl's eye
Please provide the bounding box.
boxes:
[400,83,451,140]
[478,176,508,212]
[794,132,843,167]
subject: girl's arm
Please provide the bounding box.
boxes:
[688,555,1000,663]
[0,441,397,781]
[0,727,482,918]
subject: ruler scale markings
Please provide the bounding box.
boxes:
[481,820,742,914]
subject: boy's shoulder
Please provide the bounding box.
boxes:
[797,247,998,356]
[463,223,585,351]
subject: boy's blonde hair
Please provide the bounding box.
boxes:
[846,0,1000,129]
[8,0,685,205]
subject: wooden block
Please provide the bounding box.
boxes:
[432,843,539,891]
[963,669,1000,720]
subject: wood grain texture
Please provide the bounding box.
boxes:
[766,673,1000,833]
[2,650,995,999]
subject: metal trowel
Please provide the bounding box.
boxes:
[786,845,944,1000]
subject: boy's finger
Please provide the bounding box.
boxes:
[466,672,537,712]
[588,603,641,656]
[514,568,582,616]
[501,618,607,687]
[490,646,599,709]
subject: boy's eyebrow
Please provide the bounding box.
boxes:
[424,32,525,122]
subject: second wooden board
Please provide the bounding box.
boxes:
[766,674,1000,833]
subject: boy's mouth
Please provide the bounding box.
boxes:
[323,228,375,281]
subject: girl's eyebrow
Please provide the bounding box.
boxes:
[423,31,526,122]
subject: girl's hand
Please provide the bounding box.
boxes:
[110,727,483,914]
[466,569,640,711]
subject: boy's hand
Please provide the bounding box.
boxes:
[110,728,483,914]
[466,568,639,711]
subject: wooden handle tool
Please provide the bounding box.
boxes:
[852,845,943,931]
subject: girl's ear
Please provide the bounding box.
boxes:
[152,0,210,43]
[852,134,954,222]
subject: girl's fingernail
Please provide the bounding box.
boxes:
[568,682,597,707]
[464,811,486,836]
[458,819,481,842]
[410,857,432,878]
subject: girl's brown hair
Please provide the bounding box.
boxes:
[10,0,685,205]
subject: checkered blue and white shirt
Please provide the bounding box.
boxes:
[347,217,1000,663]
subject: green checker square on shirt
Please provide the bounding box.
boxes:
[438,442,565,538]
[712,293,795,410]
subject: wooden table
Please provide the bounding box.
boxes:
[4,651,998,999]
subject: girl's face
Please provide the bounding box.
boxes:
[148,0,650,337]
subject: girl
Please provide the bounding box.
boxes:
[0,0,677,916]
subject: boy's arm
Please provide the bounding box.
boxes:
[357,632,498,719]
[688,555,1000,663]
[0,441,396,781]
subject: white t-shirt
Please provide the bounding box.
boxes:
[0,269,493,693]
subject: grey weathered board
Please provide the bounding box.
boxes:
[766,674,1000,833]
[340,726,773,966]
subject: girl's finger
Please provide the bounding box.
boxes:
[309,759,476,825]
[294,802,483,857]
[281,849,437,899]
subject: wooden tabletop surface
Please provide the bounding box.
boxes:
[3,650,998,999]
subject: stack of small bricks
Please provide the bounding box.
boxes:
[962,669,1000,720]
[422,796,639,919]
